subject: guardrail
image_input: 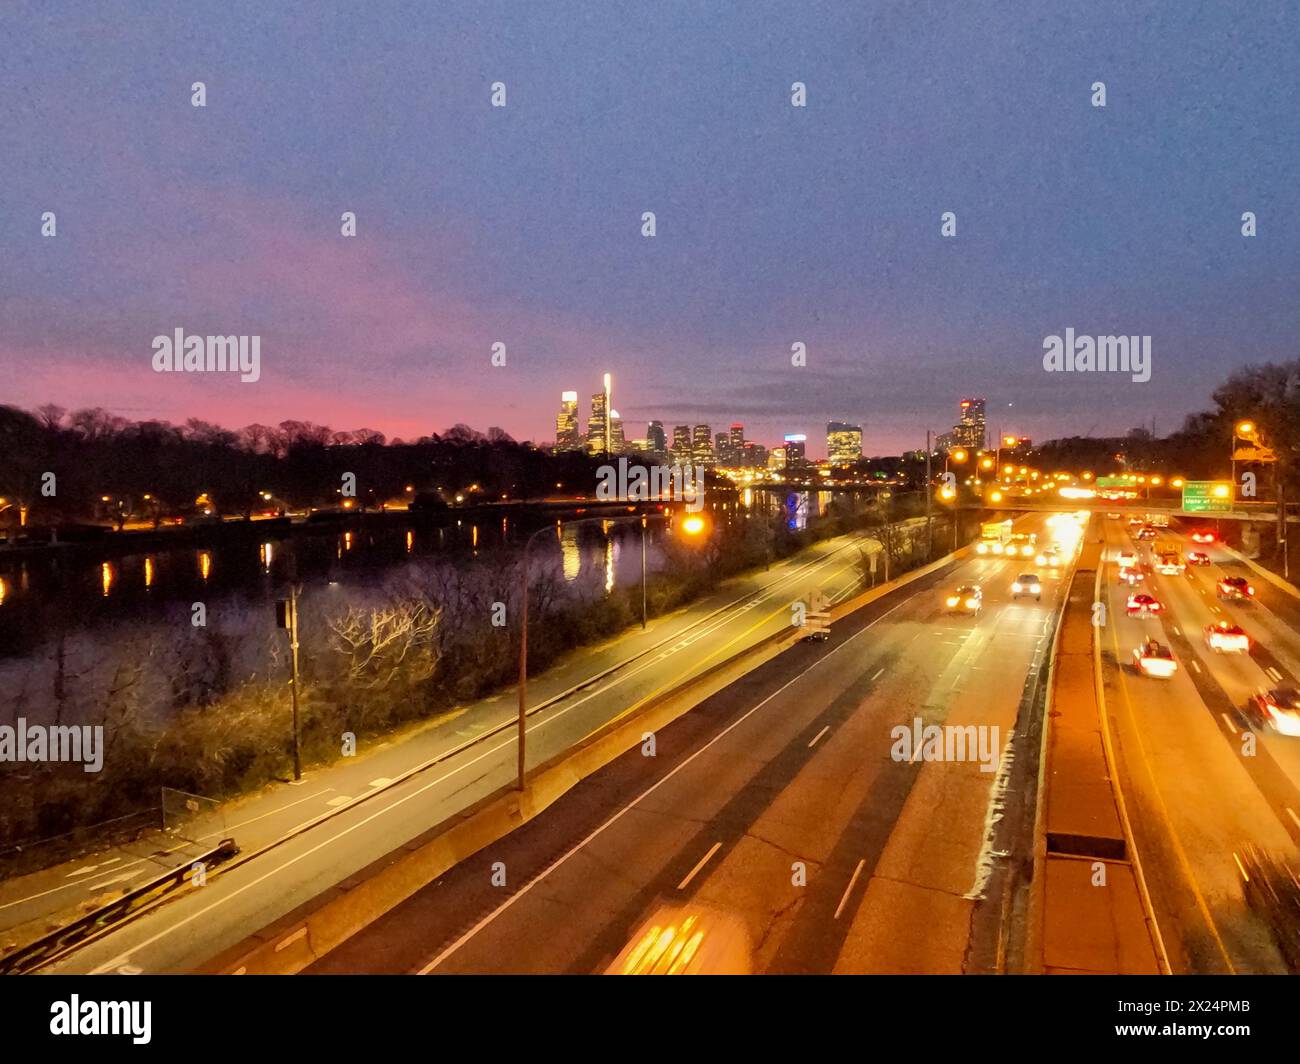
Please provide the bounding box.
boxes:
[1,838,238,975]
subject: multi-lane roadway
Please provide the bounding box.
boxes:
[24,525,891,972]
[307,513,1078,974]
[1096,516,1300,974]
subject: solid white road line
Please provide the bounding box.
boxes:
[676,842,722,891]
[807,726,830,749]
[834,859,866,920]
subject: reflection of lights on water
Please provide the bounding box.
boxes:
[501,516,508,537]
[561,525,580,581]
[406,530,414,553]
[144,556,155,588]
[198,551,212,581]
[101,562,114,596]
[604,538,616,593]
[471,525,478,551]
[261,542,274,570]
[343,531,354,552]
[0,576,7,605]
[742,487,753,509]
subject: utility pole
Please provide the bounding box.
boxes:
[925,429,933,559]
[276,587,303,782]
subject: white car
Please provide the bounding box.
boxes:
[1012,574,1042,601]
[1133,641,1177,678]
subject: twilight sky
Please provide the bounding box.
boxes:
[2,0,1298,456]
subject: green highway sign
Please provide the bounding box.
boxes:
[1095,476,1129,488]
[1182,480,1233,513]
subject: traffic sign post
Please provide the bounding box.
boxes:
[1181,480,1233,514]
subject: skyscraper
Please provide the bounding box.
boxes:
[692,425,713,465]
[953,398,987,452]
[783,433,807,466]
[609,409,627,454]
[586,390,608,455]
[647,420,667,454]
[729,423,745,454]
[671,425,692,463]
[555,391,580,451]
[826,421,863,467]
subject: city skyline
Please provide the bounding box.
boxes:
[3,3,1297,453]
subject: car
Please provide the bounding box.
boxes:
[944,585,983,615]
[1011,574,1042,601]
[1217,576,1255,602]
[1035,547,1061,567]
[1126,593,1162,617]
[1204,622,1250,653]
[1132,640,1178,678]
[1190,529,1216,544]
[1186,550,1210,566]
[1118,566,1144,586]
[1118,550,1137,568]
[1106,512,1122,520]
[1248,687,1300,738]
[1136,525,1157,540]
[1127,516,1144,527]
[801,628,830,643]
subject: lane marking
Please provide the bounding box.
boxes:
[834,859,866,920]
[807,726,830,749]
[413,584,931,974]
[1287,808,1300,831]
[870,667,885,681]
[676,842,722,891]
[1219,713,1237,734]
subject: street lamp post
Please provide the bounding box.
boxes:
[516,509,703,789]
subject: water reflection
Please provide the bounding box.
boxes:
[101,561,114,597]
[198,550,213,581]
[144,556,155,589]
[561,525,581,582]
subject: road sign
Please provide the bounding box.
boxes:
[1095,476,1128,488]
[1182,480,1233,513]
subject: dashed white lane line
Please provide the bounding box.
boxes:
[326,796,352,807]
[807,726,830,749]
[870,667,885,681]
[1266,667,1283,683]
[1220,713,1238,734]
[1191,660,1202,674]
[676,842,722,891]
[368,778,393,789]
[834,859,867,920]
[1287,808,1300,831]
[1173,626,1182,636]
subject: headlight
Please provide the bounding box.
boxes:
[1030,583,1041,593]
[965,598,978,608]
[1012,582,1022,592]
[946,596,959,607]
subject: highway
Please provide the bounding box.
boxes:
[22,525,892,972]
[1096,515,1300,974]
[306,513,1074,974]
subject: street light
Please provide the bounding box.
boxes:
[515,509,708,789]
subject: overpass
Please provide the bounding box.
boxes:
[969,497,1297,524]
